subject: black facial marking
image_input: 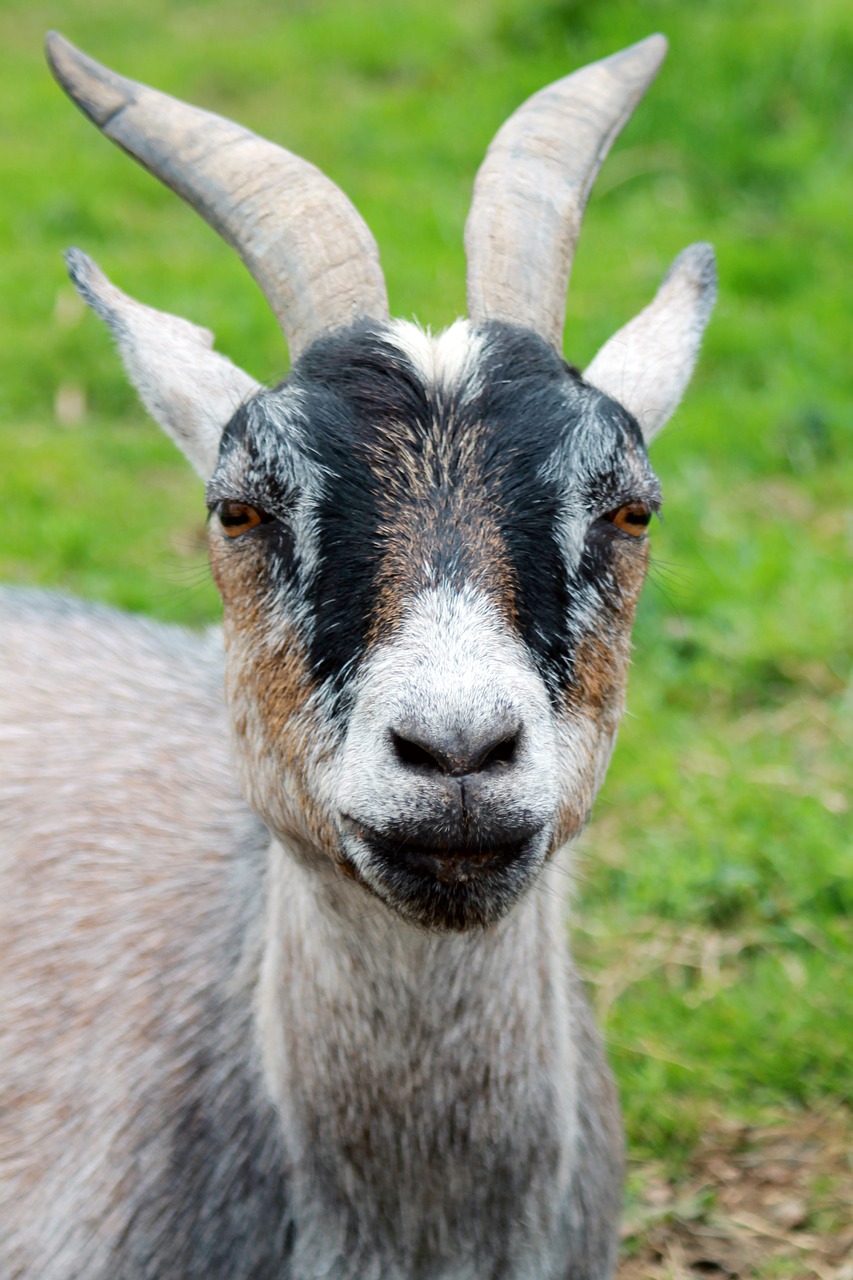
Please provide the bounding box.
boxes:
[209,321,659,704]
[463,331,658,694]
[293,330,432,695]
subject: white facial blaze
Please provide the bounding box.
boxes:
[334,585,559,856]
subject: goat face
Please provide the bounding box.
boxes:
[207,320,659,930]
[50,34,714,930]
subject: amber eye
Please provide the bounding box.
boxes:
[607,503,652,537]
[217,501,264,538]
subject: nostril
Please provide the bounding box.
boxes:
[391,731,445,772]
[390,724,522,777]
[479,731,519,770]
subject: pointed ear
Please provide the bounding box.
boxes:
[65,249,260,477]
[583,243,716,443]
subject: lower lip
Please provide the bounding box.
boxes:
[402,845,527,884]
[341,817,537,881]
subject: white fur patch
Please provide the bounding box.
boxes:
[334,583,559,860]
[385,318,486,403]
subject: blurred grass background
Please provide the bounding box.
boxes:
[1,0,850,1258]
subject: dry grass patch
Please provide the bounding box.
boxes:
[619,1108,853,1279]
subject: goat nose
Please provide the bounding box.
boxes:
[390,719,521,778]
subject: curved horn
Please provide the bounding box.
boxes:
[45,32,389,363]
[465,35,667,350]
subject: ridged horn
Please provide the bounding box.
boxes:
[45,32,390,363]
[465,35,668,350]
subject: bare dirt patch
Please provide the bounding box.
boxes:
[619,1108,853,1279]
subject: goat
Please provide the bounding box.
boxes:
[0,31,716,1280]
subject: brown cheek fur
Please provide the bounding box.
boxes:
[573,539,648,713]
[209,533,339,857]
[552,536,650,849]
[368,420,517,643]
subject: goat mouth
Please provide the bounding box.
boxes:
[356,823,530,878]
[339,817,547,931]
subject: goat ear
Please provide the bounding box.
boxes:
[65,249,260,478]
[583,243,716,443]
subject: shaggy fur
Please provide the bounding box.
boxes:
[0,587,622,1279]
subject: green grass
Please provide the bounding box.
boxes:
[1,0,851,1184]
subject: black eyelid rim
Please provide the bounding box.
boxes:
[594,491,660,517]
[614,502,653,525]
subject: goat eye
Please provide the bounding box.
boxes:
[606,503,652,537]
[217,501,264,537]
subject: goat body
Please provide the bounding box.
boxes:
[0,591,620,1278]
[0,33,716,1280]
